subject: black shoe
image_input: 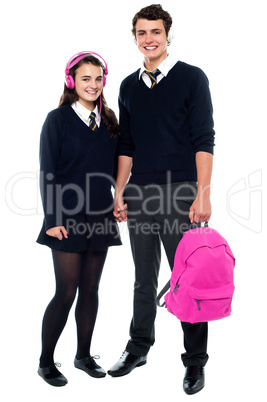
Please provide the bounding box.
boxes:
[38,363,68,387]
[74,356,106,378]
[183,366,204,395]
[108,351,147,377]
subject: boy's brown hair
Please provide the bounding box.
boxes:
[132,4,173,42]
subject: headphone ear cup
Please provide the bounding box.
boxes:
[103,76,106,87]
[65,75,75,89]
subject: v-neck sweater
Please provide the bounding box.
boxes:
[39,104,118,231]
[117,61,215,185]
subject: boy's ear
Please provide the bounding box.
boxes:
[167,27,174,45]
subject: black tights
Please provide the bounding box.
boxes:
[39,246,107,368]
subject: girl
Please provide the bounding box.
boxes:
[37,51,121,386]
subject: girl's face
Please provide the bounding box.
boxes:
[135,19,168,68]
[74,63,103,110]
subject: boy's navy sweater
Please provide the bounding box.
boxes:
[117,61,215,185]
[39,105,118,231]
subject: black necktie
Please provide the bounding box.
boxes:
[89,112,97,131]
[144,69,161,88]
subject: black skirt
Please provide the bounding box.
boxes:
[36,212,122,252]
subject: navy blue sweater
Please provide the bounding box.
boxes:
[39,105,118,231]
[117,61,215,184]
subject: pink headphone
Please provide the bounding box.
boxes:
[65,51,108,89]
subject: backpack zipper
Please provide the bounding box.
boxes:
[196,299,201,310]
[171,284,180,294]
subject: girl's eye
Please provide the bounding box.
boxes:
[96,78,103,82]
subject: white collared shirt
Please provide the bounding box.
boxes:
[139,55,178,87]
[71,101,100,127]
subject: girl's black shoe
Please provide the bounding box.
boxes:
[74,355,106,378]
[38,363,68,387]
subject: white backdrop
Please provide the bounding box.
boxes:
[1,0,266,401]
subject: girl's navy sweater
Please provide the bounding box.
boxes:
[39,105,118,230]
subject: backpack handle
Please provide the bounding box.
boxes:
[190,222,209,229]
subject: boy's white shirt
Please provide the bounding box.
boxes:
[138,54,178,87]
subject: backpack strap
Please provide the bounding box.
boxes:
[156,281,170,307]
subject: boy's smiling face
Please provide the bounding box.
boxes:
[135,19,168,69]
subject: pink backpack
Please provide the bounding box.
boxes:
[158,226,235,323]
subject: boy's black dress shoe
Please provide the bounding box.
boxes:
[74,356,106,378]
[183,366,205,394]
[108,351,147,377]
[38,363,68,387]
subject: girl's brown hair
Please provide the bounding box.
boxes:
[59,55,120,138]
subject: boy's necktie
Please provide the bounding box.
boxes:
[144,69,161,88]
[89,112,97,131]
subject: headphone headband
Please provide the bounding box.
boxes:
[65,51,108,89]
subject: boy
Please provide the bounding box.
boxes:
[108,4,215,395]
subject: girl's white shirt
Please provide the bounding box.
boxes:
[71,101,100,127]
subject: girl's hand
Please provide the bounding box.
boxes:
[115,203,128,222]
[46,226,68,240]
[113,195,128,222]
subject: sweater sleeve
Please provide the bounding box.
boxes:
[39,110,64,231]
[188,68,215,154]
[117,82,135,157]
